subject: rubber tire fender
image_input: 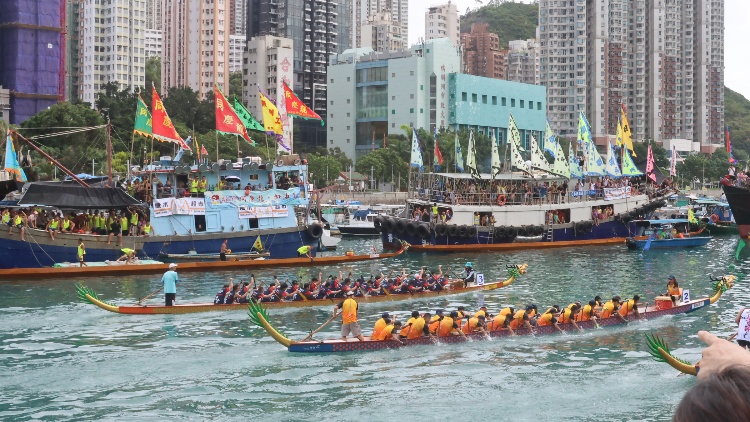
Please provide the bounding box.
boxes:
[457,225,468,237]
[395,219,407,235]
[494,226,506,239]
[448,225,459,237]
[373,216,384,233]
[466,226,478,237]
[406,222,418,237]
[417,224,430,239]
[383,218,395,233]
[307,223,323,239]
[506,226,517,239]
[435,223,448,236]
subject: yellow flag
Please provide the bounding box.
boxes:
[621,108,636,157]
[253,236,263,251]
[258,90,284,135]
[615,117,624,147]
[688,209,698,225]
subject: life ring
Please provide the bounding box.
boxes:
[406,222,418,236]
[497,194,507,206]
[435,224,448,236]
[276,159,284,166]
[307,223,323,239]
[448,225,459,237]
[466,226,478,237]
[710,214,720,223]
[417,224,430,238]
[293,159,301,165]
[383,218,395,233]
[373,216,384,233]
[494,226,506,239]
[457,225,468,237]
[395,219,407,234]
[506,226,518,239]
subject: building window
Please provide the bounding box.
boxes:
[392,72,395,77]
[492,96,497,105]
[392,110,395,114]
[482,95,487,104]
[346,126,350,130]
[462,92,467,101]
[330,100,334,105]
[347,77,350,81]
[511,99,516,107]
[420,108,423,113]
[392,123,395,128]
[502,97,507,106]
[520,100,525,108]
[410,94,414,99]
[472,94,477,102]
[410,71,414,76]
[410,108,414,113]
[347,99,350,104]
[347,139,350,143]
[392,96,395,100]
[421,85,424,90]
[330,78,334,83]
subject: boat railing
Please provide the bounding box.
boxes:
[413,188,627,206]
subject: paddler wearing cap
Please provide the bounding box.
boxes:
[162,263,179,306]
[372,312,393,338]
[462,262,476,288]
[334,290,364,342]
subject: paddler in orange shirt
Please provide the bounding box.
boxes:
[438,311,467,338]
[576,300,599,323]
[407,313,435,340]
[487,311,515,335]
[334,291,364,342]
[372,312,392,339]
[600,296,627,323]
[537,306,564,333]
[559,304,582,332]
[618,295,641,318]
[509,305,536,333]
[374,321,403,345]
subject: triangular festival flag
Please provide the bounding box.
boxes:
[133,95,153,138]
[214,85,255,145]
[151,86,190,150]
[283,82,324,125]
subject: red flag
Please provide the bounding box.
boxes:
[434,138,444,165]
[201,145,208,156]
[282,82,324,123]
[152,86,189,149]
[214,85,254,144]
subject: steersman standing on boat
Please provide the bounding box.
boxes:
[334,291,364,342]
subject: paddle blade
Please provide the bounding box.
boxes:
[644,236,652,251]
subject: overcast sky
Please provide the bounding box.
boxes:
[410,0,750,99]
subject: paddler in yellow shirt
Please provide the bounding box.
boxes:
[334,291,364,342]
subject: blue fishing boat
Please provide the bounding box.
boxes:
[626,219,712,249]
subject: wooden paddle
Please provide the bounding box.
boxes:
[727,333,738,342]
[300,312,338,342]
[136,287,163,305]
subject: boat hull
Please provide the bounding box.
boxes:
[285,298,710,353]
[1,247,406,280]
[0,226,316,269]
[380,218,632,251]
[627,236,712,249]
[721,184,750,238]
[337,226,379,236]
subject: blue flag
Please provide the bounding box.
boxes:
[4,131,27,182]
[455,132,464,173]
[409,128,423,171]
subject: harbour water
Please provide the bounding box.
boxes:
[1,236,748,421]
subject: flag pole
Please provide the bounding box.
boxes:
[215,130,219,163]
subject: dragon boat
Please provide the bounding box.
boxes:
[250,274,735,353]
[0,244,407,280]
[76,263,528,315]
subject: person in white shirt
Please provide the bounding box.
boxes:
[735,307,750,349]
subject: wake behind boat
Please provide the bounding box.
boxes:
[251,275,734,353]
[76,263,527,315]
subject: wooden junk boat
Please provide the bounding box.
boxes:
[76,263,528,315]
[251,274,735,353]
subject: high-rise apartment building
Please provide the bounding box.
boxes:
[78,0,147,105]
[163,0,230,99]
[361,12,405,52]
[242,35,294,145]
[0,0,63,124]
[425,2,460,46]
[353,0,408,49]
[245,0,352,150]
[506,37,540,86]
[230,0,247,36]
[461,23,507,80]
[145,29,162,59]
[538,0,724,146]
[228,35,246,73]
[146,0,162,31]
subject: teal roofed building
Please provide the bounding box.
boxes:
[448,74,546,149]
[327,38,547,162]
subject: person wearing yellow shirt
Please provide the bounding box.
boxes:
[198,176,208,194]
[600,296,627,322]
[406,313,434,340]
[334,291,364,342]
[618,295,641,319]
[9,210,26,241]
[141,220,154,237]
[666,276,682,304]
[117,248,137,264]
[537,309,564,333]
[129,210,139,236]
[120,215,129,237]
[399,311,420,337]
[559,304,582,332]
[46,215,61,240]
[576,300,599,324]
[438,311,467,338]
[487,313,515,335]
[189,177,199,197]
[509,306,536,333]
[374,321,403,345]
[77,238,87,267]
[372,312,391,339]
[461,315,488,335]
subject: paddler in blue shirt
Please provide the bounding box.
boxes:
[162,263,179,306]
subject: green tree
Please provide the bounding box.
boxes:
[461,2,539,48]
[145,56,161,93]
[20,102,106,180]
[229,71,243,100]
[306,154,343,187]
[95,82,137,137]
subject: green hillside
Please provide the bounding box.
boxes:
[725,87,750,161]
[460,2,539,48]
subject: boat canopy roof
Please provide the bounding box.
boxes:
[638,218,690,225]
[693,199,729,206]
[18,184,142,209]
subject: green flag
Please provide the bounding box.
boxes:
[232,97,264,132]
[134,95,153,138]
[736,238,747,260]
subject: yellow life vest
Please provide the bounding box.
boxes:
[78,244,86,258]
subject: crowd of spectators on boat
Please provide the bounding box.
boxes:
[1,206,152,245]
[416,176,664,206]
[720,165,750,188]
